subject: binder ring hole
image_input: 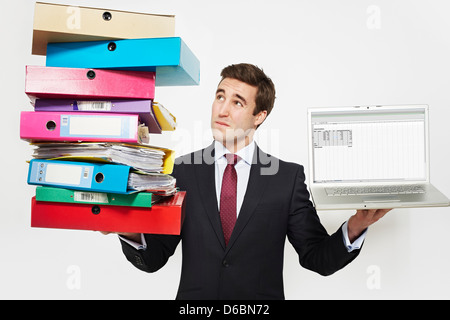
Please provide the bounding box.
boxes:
[95,173,104,183]
[102,11,112,21]
[46,120,56,131]
[91,206,101,215]
[87,70,96,80]
[108,42,116,51]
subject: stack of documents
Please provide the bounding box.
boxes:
[31,142,174,174]
[20,2,200,234]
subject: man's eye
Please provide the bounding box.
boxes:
[217,95,225,101]
[235,101,243,107]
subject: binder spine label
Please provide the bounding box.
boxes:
[30,161,94,188]
[59,114,136,139]
[76,101,113,111]
[74,191,109,203]
[45,163,83,185]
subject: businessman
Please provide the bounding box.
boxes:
[110,63,390,299]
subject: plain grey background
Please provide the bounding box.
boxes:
[1,0,449,299]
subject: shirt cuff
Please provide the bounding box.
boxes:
[118,233,147,250]
[342,220,367,252]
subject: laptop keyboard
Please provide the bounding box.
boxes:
[325,185,426,196]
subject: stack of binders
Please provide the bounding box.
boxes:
[20,2,200,235]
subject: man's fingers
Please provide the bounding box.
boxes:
[368,208,392,222]
[356,208,392,224]
[376,208,392,218]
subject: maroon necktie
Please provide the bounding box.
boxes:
[220,154,239,246]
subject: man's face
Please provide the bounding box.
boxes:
[211,78,267,151]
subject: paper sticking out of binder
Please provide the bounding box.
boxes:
[152,102,177,131]
[30,142,175,174]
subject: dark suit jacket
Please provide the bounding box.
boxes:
[120,143,361,299]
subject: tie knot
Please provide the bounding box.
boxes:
[225,153,239,166]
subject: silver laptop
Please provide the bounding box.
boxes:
[307,105,450,210]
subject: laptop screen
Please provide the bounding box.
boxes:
[310,106,427,183]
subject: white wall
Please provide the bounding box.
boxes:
[1,0,449,299]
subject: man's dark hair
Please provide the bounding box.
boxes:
[220,63,276,119]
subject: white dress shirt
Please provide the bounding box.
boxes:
[121,140,366,252]
[214,140,254,216]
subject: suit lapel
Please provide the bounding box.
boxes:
[194,143,226,249]
[225,146,270,253]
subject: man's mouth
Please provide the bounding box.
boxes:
[215,121,230,127]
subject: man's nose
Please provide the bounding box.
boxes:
[218,100,232,116]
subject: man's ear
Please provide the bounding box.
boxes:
[254,110,268,127]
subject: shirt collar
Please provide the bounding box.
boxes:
[214,140,255,166]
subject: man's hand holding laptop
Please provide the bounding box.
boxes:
[347,208,392,243]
